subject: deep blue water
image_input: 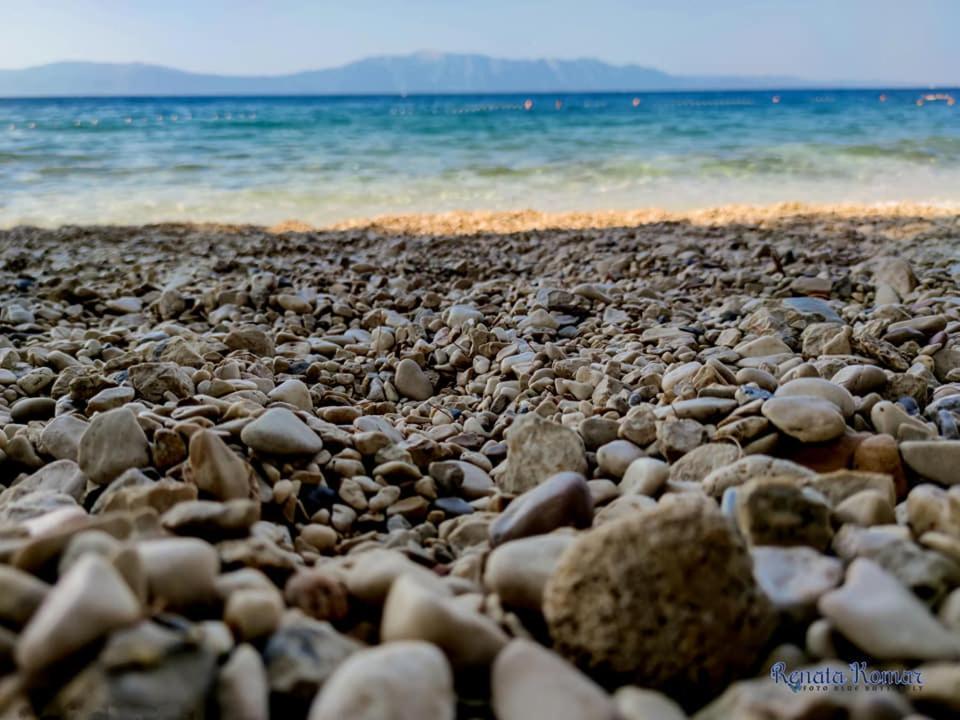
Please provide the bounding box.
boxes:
[1,89,958,226]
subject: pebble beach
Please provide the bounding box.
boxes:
[2,202,960,719]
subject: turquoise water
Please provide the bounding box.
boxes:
[1,90,959,226]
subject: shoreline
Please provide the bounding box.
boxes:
[3,201,958,237]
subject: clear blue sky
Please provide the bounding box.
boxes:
[1,0,957,84]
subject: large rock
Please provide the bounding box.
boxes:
[502,413,587,494]
[16,554,140,675]
[543,496,774,698]
[308,641,455,720]
[492,639,617,720]
[78,407,150,485]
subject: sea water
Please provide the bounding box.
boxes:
[1,90,958,226]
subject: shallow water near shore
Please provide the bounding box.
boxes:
[1,89,959,226]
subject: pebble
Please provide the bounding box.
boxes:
[137,537,219,609]
[381,575,508,669]
[484,533,576,610]
[188,429,256,501]
[501,413,587,493]
[393,358,434,400]
[309,641,455,720]
[218,644,270,720]
[10,397,56,423]
[489,471,593,545]
[492,639,617,720]
[761,396,847,443]
[5,211,960,716]
[819,558,960,660]
[16,554,140,675]
[240,408,324,456]
[595,439,645,478]
[900,440,960,486]
[751,546,844,616]
[620,457,669,496]
[268,378,313,411]
[38,414,88,461]
[77,407,151,484]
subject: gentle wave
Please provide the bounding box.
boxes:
[1,89,958,226]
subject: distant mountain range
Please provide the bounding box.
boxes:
[0,52,816,97]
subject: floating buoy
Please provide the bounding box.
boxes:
[772,95,781,104]
[632,97,641,107]
[879,93,887,102]
[523,99,534,111]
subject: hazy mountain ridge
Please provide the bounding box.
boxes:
[0,53,812,96]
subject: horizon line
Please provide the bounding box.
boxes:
[0,53,931,87]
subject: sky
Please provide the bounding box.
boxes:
[0,0,957,84]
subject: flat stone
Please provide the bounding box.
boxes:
[240,408,323,456]
[819,558,960,660]
[761,396,846,442]
[831,365,887,395]
[614,687,687,720]
[752,546,843,616]
[702,455,814,498]
[86,386,135,413]
[502,413,587,494]
[308,641,455,720]
[10,397,56,423]
[900,441,960,486]
[1,459,87,502]
[668,443,740,484]
[774,378,855,416]
[782,297,842,323]
[78,407,150,485]
[492,639,617,720]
